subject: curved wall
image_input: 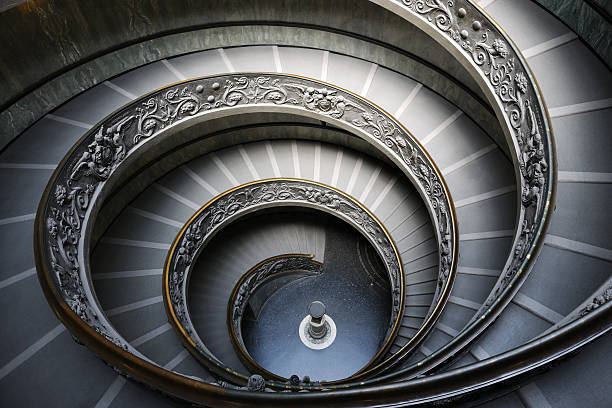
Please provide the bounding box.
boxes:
[0,0,502,150]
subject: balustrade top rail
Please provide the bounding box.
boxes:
[26,0,612,406]
[163,179,408,386]
[35,72,457,394]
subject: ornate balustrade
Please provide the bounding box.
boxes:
[25,0,612,405]
[228,254,325,357]
[163,179,407,385]
[349,0,557,379]
[35,73,457,395]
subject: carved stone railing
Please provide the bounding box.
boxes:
[164,179,405,384]
[386,1,553,298]
[34,73,457,395]
[29,0,612,402]
[228,254,324,355]
[338,0,556,379]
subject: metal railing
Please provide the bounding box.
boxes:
[35,73,457,397]
[163,178,406,386]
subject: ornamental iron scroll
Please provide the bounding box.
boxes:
[228,254,324,354]
[579,284,612,318]
[338,0,555,379]
[164,179,405,383]
[36,73,457,384]
[30,1,608,402]
[395,0,553,304]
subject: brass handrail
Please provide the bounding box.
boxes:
[227,254,324,377]
[163,179,408,386]
[35,73,457,396]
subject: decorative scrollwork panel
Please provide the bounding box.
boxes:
[164,179,405,383]
[36,73,457,389]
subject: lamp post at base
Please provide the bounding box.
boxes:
[308,301,328,339]
[299,301,336,350]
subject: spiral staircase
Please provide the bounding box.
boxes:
[0,1,611,407]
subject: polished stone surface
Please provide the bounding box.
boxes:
[532,0,612,67]
[242,216,391,381]
[0,1,500,150]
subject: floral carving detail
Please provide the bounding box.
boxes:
[491,39,509,58]
[515,72,528,94]
[285,84,362,118]
[70,122,129,183]
[471,32,509,69]
[135,88,207,142]
[54,185,67,205]
[41,74,456,372]
[351,109,453,296]
[403,0,455,32]
[580,285,612,317]
[397,0,552,310]
[44,82,223,350]
[168,180,406,349]
[220,76,297,106]
[230,255,323,346]
[46,177,126,349]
